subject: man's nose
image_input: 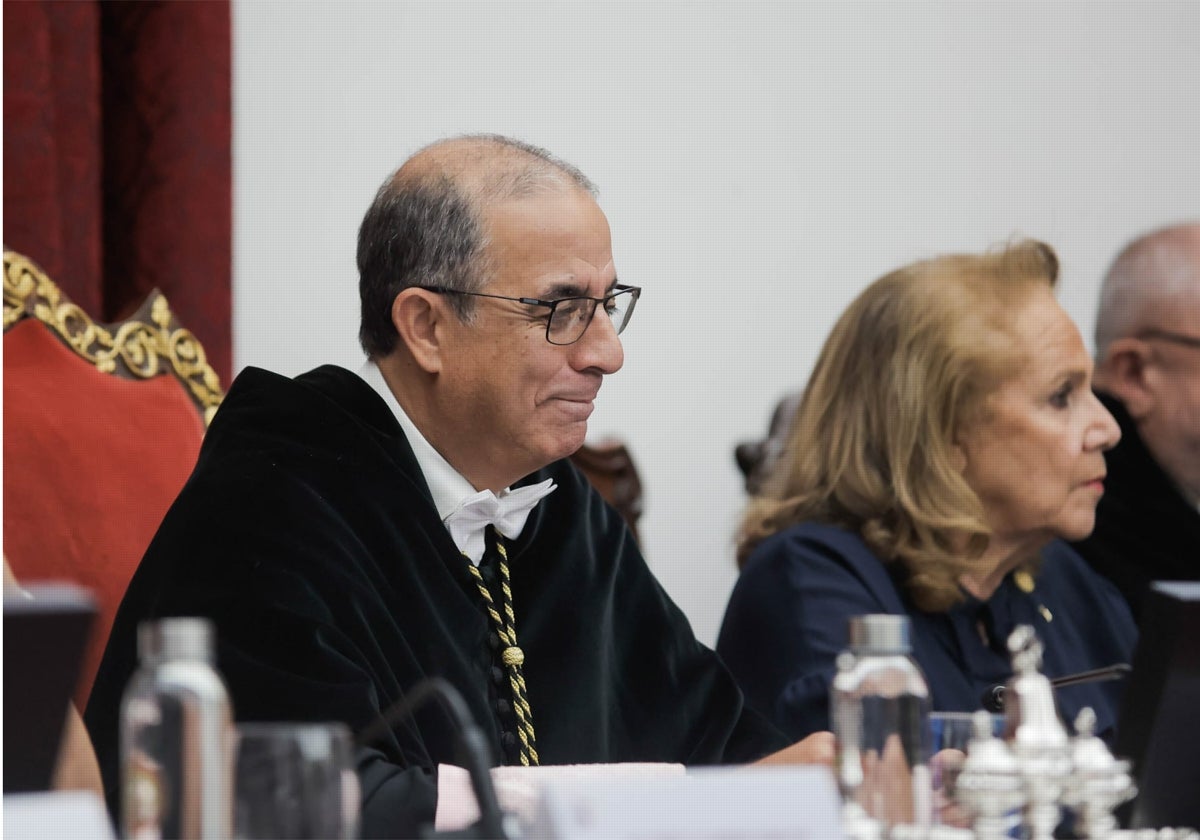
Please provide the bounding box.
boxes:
[570,305,624,374]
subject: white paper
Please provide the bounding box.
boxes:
[528,765,844,840]
[3,790,115,840]
[436,762,685,831]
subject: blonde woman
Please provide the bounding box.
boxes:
[717,241,1135,743]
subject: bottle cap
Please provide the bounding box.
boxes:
[848,614,911,654]
[138,617,215,664]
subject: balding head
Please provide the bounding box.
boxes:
[1093,222,1200,504]
[1094,222,1200,359]
[357,135,596,358]
[395,135,595,205]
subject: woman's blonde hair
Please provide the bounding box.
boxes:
[737,240,1059,612]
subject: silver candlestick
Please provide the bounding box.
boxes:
[1064,707,1136,838]
[1005,625,1073,840]
[956,710,1025,840]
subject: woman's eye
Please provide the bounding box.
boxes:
[1050,386,1073,408]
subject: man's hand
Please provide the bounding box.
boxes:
[753,731,836,767]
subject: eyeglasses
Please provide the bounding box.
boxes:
[1137,329,1200,351]
[418,284,642,346]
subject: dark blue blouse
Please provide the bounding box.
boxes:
[716,522,1137,743]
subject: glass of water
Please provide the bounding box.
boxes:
[233,722,359,839]
[929,711,1003,826]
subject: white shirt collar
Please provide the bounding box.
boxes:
[355,360,557,564]
[356,359,478,522]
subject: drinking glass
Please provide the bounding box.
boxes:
[929,711,1003,826]
[931,711,1004,752]
[233,722,359,839]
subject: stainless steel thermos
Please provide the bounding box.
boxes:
[120,617,234,840]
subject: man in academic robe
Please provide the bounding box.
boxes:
[1072,222,1200,620]
[85,135,832,837]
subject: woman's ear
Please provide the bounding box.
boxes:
[948,417,972,473]
[391,289,447,374]
[948,440,968,473]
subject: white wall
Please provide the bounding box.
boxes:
[233,1,1199,647]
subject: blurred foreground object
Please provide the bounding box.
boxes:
[120,617,233,840]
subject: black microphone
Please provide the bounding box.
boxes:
[980,683,1006,714]
[979,663,1132,713]
[356,677,512,840]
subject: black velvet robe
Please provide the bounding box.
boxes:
[1071,391,1200,621]
[84,365,786,838]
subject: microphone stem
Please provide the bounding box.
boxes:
[1049,663,1131,689]
[980,663,1131,713]
[357,677,509,839]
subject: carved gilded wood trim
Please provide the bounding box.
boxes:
[3,250,224,426]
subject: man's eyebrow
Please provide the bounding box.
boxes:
[539,276,620,299]
[540,280,587,299]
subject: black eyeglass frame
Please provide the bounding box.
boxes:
[1136,328,1200,351]
[416,283,642,346]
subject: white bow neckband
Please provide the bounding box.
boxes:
[442,478,558,563]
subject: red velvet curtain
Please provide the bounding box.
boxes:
[4,0,232,383]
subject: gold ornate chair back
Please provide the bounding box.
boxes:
[3,250,225,706]
[3,250,223,423]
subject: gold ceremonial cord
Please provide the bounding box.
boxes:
[466,539,539,766]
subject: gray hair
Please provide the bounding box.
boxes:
[357,134,597,358]
[1095,222,1200,358]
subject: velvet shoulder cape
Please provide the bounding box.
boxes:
[85,365,786,837]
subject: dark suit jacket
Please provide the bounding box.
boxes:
[1071,391,1200,620]
[717,522,1136,743]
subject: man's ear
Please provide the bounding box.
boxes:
[391,289,448,374]
[1098,337,1156,421]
